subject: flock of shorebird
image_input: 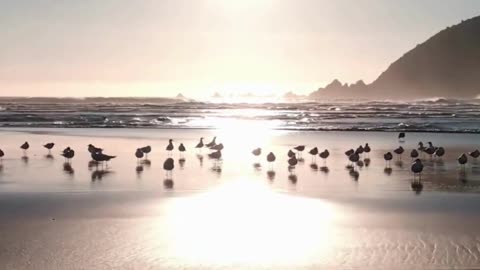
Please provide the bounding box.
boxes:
[0,132,479,189]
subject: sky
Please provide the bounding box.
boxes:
[1,0,479,98]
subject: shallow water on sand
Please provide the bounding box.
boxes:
[1,128,480,269]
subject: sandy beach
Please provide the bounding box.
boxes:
[0,128,479,269]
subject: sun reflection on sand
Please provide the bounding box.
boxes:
[162,179,337,266]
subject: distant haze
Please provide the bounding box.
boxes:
[1,0,479,98]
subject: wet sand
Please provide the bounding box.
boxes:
[1,128,480,269]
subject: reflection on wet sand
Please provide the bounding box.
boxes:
[267,170,276,181]
[21,156,29,165]
[253,163,261,171]
[179,158,186,169]
[45,154,54,160]
[384,167,393,176]
[288,174,298,184]
[196,154,204,167]
[91,169,112,181]
[63,162,74,175]
[309,163,318,171]
[163,179,174,189]
[136,165,144,178]
[141,159,151,167]
[320,166,329,174]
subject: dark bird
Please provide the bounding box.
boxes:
[267,152,276,163]
[252,148,262,156]
[411,159,424,180]
[309,147,318,162]
[458,153,468,170]
[398,132,406,141]
[135,148,144,161]
[210,143,224,151]
[319,149,330,164]
[61,148,75,162]
[356,145,364,156]
[20,142,29,153]
[0,149,4,160]
[364,143,371,156]
[44,143,55,153]
[88,144,103,154]
[434,147,445,158]
[166,139,174,152]
[424,142,436,157]
[287,149,295,158]
[208,150,222,160]
[91,152,116,165]
[206,136,217,148]
[179,143,186,153]
[140,146,151,157]
[294,145,305,157]
[469,149,480,159]
[349,152,360,167]
[288,156,298,169]
[410,149,419,159]
[195,138,204,149]
[163,158,175,178]
[384,152,393,168]
[418,142,426,152]
[393,146,404,159]
[345,149,354,157]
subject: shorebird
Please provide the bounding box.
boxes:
[88,144,103,154]
[424,142,436,158]
[252,148,262,157]
[434,147,445,158]
[469,150,480,159]
[208,150,222,167]
[384,152,393,168]
[91,151,116,167]
[163,158,174,178]
[356,145,364,157]
[287,149,295,158]
[411,158,424,180]
[210,143,224,151]
[393,146,404,160]
[140,146,151,158]
[288,155,298,173]
[135,148,144,162]
[309,147,318,162]
[206,136,217,148]
[345,149,354,157]
[20,142,29,155]
[410,149,419,159]
[349,152,360,170]
[61,148,75,163]
[319,149,330,165]
[166,139,174,154]
[458,153,468,171]
[178,143,186,157]
[398,132,405,142]
[0,149,4,161]
[294,145,305,157]
[266,152,276,169]
[195,138,204,152]
[364,143,371,157]
[43,143,55,153]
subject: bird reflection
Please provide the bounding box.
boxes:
[364,158,371,167]
[253,163,262,171]
[458,170,467,183]
[91,169,112,181]
[163,179,174,189]
[45,154,54,160]
[88,160,100,170]
[0,164,3,173]
[196,154,204,167]
[394,160,404,168]
[356,160,364,168]
[288,174,298,184]
[140,159,151,168]
[411,181,423,194]
[21,156,29,165]
[384,167,393,176]
[210,165,222,176]
[297,158,305,164]
[349,169,359,181]
[63,162,74,175]
[136,165,144,178]
[320,166,329,174]
[267,170,276,181]
[310,163,319,171]
[179,158,186,169]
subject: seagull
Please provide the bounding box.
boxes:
[135,148,144,162]
[210,143,224,151]
[178,143,186,157]
[398,132,405,141]
[61,148,75,163]
[384,152,393,168]
[411,158,424,180]
[469,150,480,159]
[163,158,175,178]
[195,138,204,151]
[206,137,217,148]
[43,143,55,153]
[294,145,305,157]
[20,142,29,155]
[266,152,276,169]
[458,153,468,171]
[88,144,103,154]
[434,147,445,158]
[308,147,318,162]
[393,146,404,160]
[166,139,174,154]
[410,149,419,159]
[287,149,295,158]
[319,149,329,165]
[252,148,262,157]
[140,146,151,158]
[363,143,371,157]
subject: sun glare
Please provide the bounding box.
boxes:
[162,180,337,267]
